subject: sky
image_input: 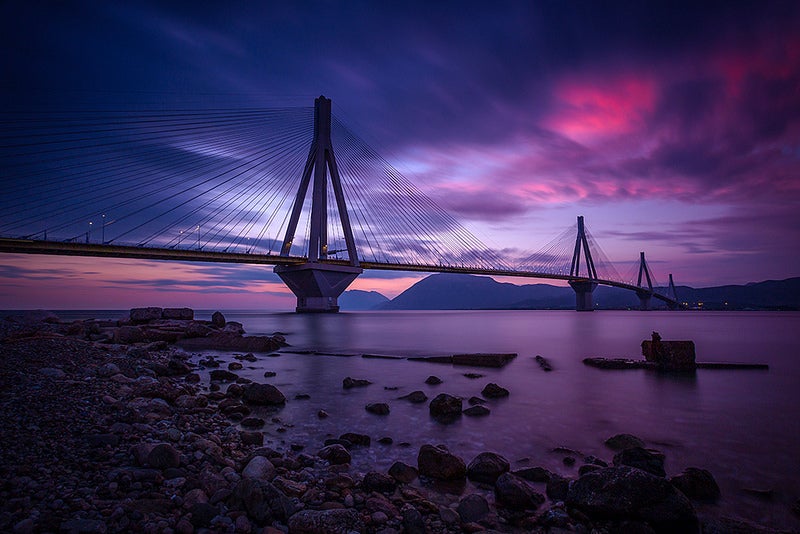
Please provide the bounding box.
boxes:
[1,1,799,309]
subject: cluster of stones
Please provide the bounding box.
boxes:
[0,308,285,353]
[1,313,796,533]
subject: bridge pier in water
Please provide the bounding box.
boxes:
[275,263,362,313]
[569,280,597,311]
[636,290,652,311]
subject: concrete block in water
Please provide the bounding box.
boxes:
[642,332,695,371]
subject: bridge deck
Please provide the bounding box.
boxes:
[0,238,678,305]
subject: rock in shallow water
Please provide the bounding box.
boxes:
[494,472,545,510]
[670,467,721,502]
[418,444,466,480]
[613,447,666,477]
[566,466,698,532]
[605,432,646,450]
[467,451,510,484]
[429,393,462,420]
[481,383,509,398]
[242,383,286,405]
[365,402,390,415]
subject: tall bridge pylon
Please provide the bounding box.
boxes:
[635,251,654,310]
[568,215,599,311]
[274,96,362,312]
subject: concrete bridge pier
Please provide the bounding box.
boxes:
[274,263,362,313]
[569,280,597,311]
[636,290,652,311]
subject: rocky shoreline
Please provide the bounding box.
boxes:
[1,310,797,533]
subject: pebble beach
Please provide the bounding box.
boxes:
[1,308,797,534]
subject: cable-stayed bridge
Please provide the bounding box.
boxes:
[0,96,681,312]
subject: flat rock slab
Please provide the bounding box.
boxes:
[408,353,517,368]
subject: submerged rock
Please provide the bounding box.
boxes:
[613,447,666,477]
[429,393,462,421]
[399,390,428,403]
[481,383,509,398]
[242,383,286,406]
[605,433,646,450]
[342,376,371,389]
[365,402,390,415]
[670,468,721,502]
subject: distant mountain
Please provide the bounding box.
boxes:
[376,273,800,311]
[339,290,390,310]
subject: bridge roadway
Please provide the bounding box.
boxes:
[0,238,678,306]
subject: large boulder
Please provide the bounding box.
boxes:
[670,467,721,502]
[318,444,351,465]
[388,461,418,483]
[467,452,510,484]
[417,444,466,480]
[605,433,646,450]
[288,509,364,534]
[231,478,289,524]
[147,443,181,469]
[494,472,545,510]
[242,383,286,406]
[429,393,462,421]
[130,307,163,323]
[457,493,490,523]
[242,456,276,481]
[162,307,194,320]
[566,466,698,533]
[211,311,226,328]
[613,447,666,477]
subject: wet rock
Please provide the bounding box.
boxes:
[362,471,397,493]
[463,405,490,416]
[546,474,570,501]
[535,354,553,371]
[228,362,243,370]
[494,472,545,510]
[263,371,276,377]
[231,478,288,524]
[566,466,698,532]
[401,505,426,534]
[467,452,510,484]
[378,436,393,444]
[147,443,181,469]
[429,393,462,421]
[365,402,390,415]
[241,417,265,429]
[342,376,371,389]
[670,468,721,502]
[463,372,484,379]
[340,432,371,447]
[417,444,466,480]
[294,393,310,399]
[210,369,238,382]
[240,431,263,446]
[563,456,576,466]
[468,396,486,405]
[189,502,218,527]
[317,410,328,419]
[513,466,553,483]
[425,375,443,385]
[59,518,108,533]
[605,433,646,450]
[242,456,276,481]
[579,464,602,476]
[211,311,226,328]
[288,508,364,534]
[399,390,428,403]
[242,382,286,405]
[457,493,490,523]
[481,383,509,398]
[389,461,418,483]
[318,444,351,465]
[613,447,666,477]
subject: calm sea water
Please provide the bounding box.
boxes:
[64,309,800,528]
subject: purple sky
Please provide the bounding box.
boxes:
[1,1,799,308]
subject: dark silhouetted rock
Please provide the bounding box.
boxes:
[467,452,510,484]
[513,466,553,483]
[417,444,466,480]
[457,493,490,523]
[340,432,370,447]
[535,354,553,371]
[241,417,265,429]
[482,382,509,398]
[399,390,428,403]
[242,383,286,406]
[231,478,288,523]
[402,505,426,534]
[613,447,666,477]
[162,307,194,320]
[605,433,646,450]
[130,307,163,323]
[242,456,276,481]
[566,466,698,532]
[147,443,180,469]
[211,311,226,327]
[424,375,443,385]
[318,444,351,465]
[468,396,486,405]
[463,405,490,416]
[670,467,721,502]
[210,369,238,382]
[429,393,462,421]
[362,471,397,493]
[388,461,418,483]
[494,472,545,510]
[342,376,371,389]
[546,474,570,501]
[365,402,390,415]
[241,431,264,446]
